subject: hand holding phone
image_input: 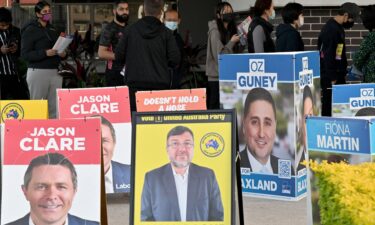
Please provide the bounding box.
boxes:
[1,44,10,54]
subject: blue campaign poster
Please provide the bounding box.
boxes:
[219,51,320,200]
[306,116,375,225]
[306,116,371,155]
[332,83,375,117]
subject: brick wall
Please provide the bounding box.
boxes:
[274,6,368,65]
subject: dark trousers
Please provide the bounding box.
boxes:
[0,75,28,100]
[105,69,125,87]
[207,81,220,109]
[320,74,346,116]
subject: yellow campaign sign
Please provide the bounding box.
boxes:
[0,100,48,123]
[132,111,235,225]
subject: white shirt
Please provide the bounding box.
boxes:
[171,164,189,221]
[105,165,114,193]
[247,149,273,174]
[30,215,69,225]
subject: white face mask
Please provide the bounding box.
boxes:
[165,21,178,31]
[298,15,304,27]
[269,9,276,20]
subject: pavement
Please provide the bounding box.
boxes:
[106,194,309,225]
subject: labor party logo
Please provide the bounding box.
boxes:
[200,132,225,157]
[1,103,24,122]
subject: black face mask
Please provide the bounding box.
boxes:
[342,20,354,29]
[222,13,235,23]
[116,13,129,23]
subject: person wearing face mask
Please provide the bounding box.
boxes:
[163,8,187,89]
[21,0,66,118]
[98,0,129,86]
[114,0,180,111]
[275,3,304,52]
[247,0,275,53]
[318,2,361,116]
[206,2,241,109]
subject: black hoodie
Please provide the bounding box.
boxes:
[21,20,60,69]
[275,23,304,52]
[114,16,180,89]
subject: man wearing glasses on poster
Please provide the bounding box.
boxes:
[141,126,224,221]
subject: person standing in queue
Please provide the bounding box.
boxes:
[21,0,66,118]
[247,0,275,53]
[206,2,240,109]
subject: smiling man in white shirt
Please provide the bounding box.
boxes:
[240,87,280,174]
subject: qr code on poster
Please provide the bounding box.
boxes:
[278,159,291,179]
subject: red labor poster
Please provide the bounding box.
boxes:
[1,118,101,225]
[135,88,206,112]
[57,87,131,194]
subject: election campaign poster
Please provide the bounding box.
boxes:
[130,110,236,225]
[1,118,102,225]
[332,83,375,117]
[219,51,320,201]
[57,87,132,194]
[0,100,48,122]
[306,116,375,224]
[135,88,206,112]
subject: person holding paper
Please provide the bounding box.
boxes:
[98,0,129,86]
[21,0,66,118]
[205,2,240,109]
[5,153,99,225]
[141,126,223,221]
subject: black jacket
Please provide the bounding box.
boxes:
[21,20,60,69]
[0,25,21,75]
[275,23,304,52]
[114,16,180,89]
[318,18,347,81]
[247,17,275,53]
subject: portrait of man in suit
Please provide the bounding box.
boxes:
[141,125,224,221]
[6,153,99,225]
[100,115,131,193]
[240,87,280,174]
[296,85,314,172]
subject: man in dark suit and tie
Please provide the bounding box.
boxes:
[240,88,281,174]
[141,126,224,221]
[5,153,99,225]
[100,116,131,193]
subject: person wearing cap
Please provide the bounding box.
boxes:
[317,2,361,117]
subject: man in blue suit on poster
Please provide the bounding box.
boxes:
[5,153,99,225]
[100,115,131,193]
[141,126,224,221]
